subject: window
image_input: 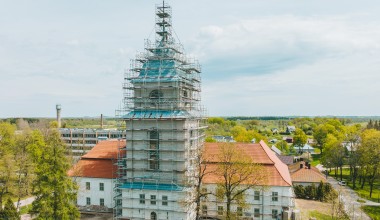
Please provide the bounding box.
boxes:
[150,212,157,220]
[149,130,159,170]
[237,207,243,216]
[100,198,104,206]
[139,194,145,204]
[254,191,260,201]
[149,90,163,107]
[99,183,104,191]
[151,195,156,205]
[217,206,223,216]
[201,205,207,215]
[149,90,163,99]
[86,197,91,205]
[86,182,90,190]
[162,196,168,206]
[254,208,260,218]
[272,209,278,219]
[272,192,278,202]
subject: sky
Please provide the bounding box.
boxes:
[1,0,380,117]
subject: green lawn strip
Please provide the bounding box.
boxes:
[310,153,321,166]
[308,210,333,220]
[361,206,380,220]
[329,168,380,203]
[19,204,32,215]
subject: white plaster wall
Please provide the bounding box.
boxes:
[202,184,294,220]
[75,177,115,209]
[122,189,188,220]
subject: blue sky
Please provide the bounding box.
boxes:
[1,0,380,117]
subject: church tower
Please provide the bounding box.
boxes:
[115,2,206,219]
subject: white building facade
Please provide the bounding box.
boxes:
[76,177,115,210]
[68,139,124,213]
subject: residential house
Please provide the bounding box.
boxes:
[286,126,296,134]
[289,161,326,186]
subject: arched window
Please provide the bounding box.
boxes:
[150,212,157,220]
[149,90,163,99]
[149,129,159,170]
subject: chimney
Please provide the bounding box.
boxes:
[308,164,311,169]
[56,104,61,128]
[300,164,303,169]
[101,114,104,129]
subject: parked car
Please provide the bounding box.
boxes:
[338,181,346,186]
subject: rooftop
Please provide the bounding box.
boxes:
[68,139,126,179]
[290,162,326,183]
[202,141,292,187]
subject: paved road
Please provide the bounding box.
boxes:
[317,164,379,220]
[14,196,35,209]
[327,176,371,220]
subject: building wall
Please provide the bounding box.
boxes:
[292,181,321,187]
[75,177,115,209]
[201,184,294,220]
[59,128,126,156]
[121,189,188,220]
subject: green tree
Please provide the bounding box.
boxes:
[293,128,307,154]
[345,124,361,189]
[275,140,289,154]
[14,133,35,210]
[313,119,344,154]
[293,185,305,199]
[30,130,80,219]
[358,129,380,198]
[213,143,267,219]
[0,197,20,220]
[0,123,16,209]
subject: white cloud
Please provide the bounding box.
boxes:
[196,15,380,116]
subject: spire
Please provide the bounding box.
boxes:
[155,1,172,44]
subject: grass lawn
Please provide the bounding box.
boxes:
[329,168,380,202]
[310,153,321,166]
[19,204,32,215]
[361,206,380,220]
[308,210,333,220]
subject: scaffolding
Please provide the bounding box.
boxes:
[114,2,206,219]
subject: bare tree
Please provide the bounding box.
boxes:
[212,143,267,220]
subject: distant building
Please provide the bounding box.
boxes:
[59,128,126,156]
[286,126,296,134]
[277,155,295,165]
[343,142,358,152]
[271,128,279,134]
[296,144,315,154]
[271,145,282,155]
[68,139,126,212]
[283,136,293,143]
[290,161,326,186]
[269,138,278,144]
[212,135,235,142]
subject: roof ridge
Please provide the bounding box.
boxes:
[259,140,292,186]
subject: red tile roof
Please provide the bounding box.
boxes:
[202,141,292,187]
[290,162,326,183]
[81,139,124,159]
[68,139,126,179]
